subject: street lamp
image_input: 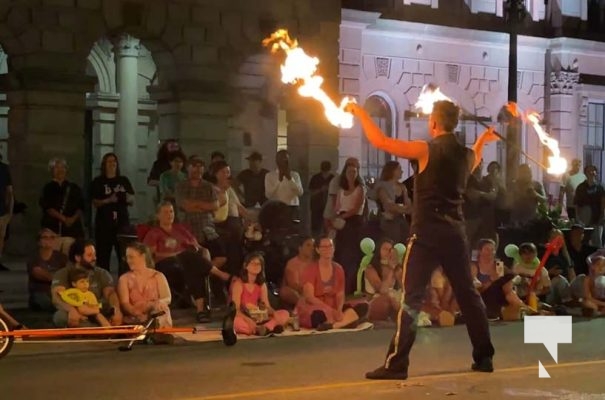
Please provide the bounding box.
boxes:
[504,0,528,187]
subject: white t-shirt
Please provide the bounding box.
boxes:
[562,172,587,207]
[264,170,304,206]
[336,186,365,216]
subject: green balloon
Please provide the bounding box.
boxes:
[504,244,518,259]
[360,238,375,255]
[394,243,406,263]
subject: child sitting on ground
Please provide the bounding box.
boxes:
[510,242,551,303]
[60,269,111,327]
[231,252,290,336]
[571,251,605,316]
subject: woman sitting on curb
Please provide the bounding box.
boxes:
[296,236,368,330]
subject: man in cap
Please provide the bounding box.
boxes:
[235,151,269,208]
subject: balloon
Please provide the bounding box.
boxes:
[504,244,519,259]
[394,243,406,263]
[360,237,375,255]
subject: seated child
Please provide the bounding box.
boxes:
[570,251,605,315]
[231,252,290,336]
[511,242,551,302]
[60,269,111,327]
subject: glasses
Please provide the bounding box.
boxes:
[318,244,334,249]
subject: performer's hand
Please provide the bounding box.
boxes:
[481,126,500,143]
[344,102,360,115]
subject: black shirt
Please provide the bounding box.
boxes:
[91,175,135,228]
[412,134,473,236]
[39,180,85,237]
[237,168,269,207]
[567,242,597,276]
[574,181,605,224]
[309,172,334,214]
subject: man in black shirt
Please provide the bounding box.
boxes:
[347,100,498,380]
[235,151,269,208]
[567,224,597,276]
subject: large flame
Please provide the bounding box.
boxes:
[414,83,453,114]
[262,29,355,129]
[525,112,568,176]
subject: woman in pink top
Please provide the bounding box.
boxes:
[231,252,290,336]
[280,236,315,308]
[117,242,172,328]
[296,236,368,330]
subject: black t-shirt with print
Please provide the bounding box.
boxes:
[91,175,135,228]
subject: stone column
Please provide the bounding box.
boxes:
[0,70,95,254]
[113,34,140,181]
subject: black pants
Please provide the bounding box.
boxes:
[155,250,212,301]
[334,215,363,295]
[384,230,494,372]
[95,224,120,273]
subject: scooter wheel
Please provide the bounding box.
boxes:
[0,318,14,359]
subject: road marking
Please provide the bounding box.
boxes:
[187,359,605,400]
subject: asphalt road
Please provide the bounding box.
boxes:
[1,318,605,400]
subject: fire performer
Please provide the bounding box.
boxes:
[345,100,499,380]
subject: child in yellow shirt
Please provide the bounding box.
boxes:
[60,269,111,327]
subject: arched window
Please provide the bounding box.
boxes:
[361,95,393,180]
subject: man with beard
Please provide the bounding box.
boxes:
[51,239,122,327]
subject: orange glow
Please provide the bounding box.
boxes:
[414,84,453,114]
[262,29,355,129]
[525,112,567,176]
[505,102,521,118]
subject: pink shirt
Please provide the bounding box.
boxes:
[143,224,197,261]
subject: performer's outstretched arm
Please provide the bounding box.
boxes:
[346,103,428,161]
[471,126,500,171]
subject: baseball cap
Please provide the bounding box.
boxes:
[246,151,263,161]
[188,155,205,166]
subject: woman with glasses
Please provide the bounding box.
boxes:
[295,236,368,330]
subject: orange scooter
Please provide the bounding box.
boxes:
[0,303,237,359]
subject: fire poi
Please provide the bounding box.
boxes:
[262,29,355,129]
[416,83,567,176]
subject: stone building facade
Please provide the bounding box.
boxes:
[0,0,342,251]
[339,0,605,190]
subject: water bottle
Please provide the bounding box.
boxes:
[291,310,300,331]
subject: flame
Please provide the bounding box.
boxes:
[525,111,568,176]
[505,102,520,118]
[414,83,453,114]
[262,29,355,129]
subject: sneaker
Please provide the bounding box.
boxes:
[365,366,408,380]
[196,308,212,323]
[271,325,284,334]
[471,358,494,373]
[316,322,333,331]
